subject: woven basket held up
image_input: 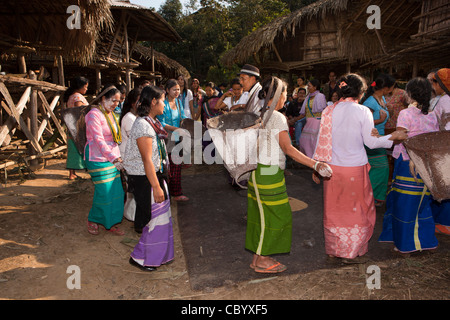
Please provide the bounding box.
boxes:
[404,114,450,202]
[61,105,91,154]
[207,112,261,187]
[206,78,283,188]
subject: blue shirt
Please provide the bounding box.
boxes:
[157,98,187,142]
[363,95,389,135]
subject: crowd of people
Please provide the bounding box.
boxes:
[63,64,450,273]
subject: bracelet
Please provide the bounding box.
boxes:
[314,161,320,171]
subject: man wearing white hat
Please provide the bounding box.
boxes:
[237,64,264,115]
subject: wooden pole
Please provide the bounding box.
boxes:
[57,55,65,86]
[28,71,39,166]
[95,67,102,94]
[17,52,27,74]
[412,59,418,78]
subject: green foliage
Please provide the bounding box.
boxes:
[151,0,319,83]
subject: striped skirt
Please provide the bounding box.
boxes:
[130,178,174,267]
[323,164,376,259]
[245,164,292,256]
[85,145,124,229]
[378,155,438,253]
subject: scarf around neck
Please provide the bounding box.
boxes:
[313,97,359,162]
[144,115,169,174]
[97,104,122,145]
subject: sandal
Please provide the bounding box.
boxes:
[173,195,189,201]
[254,262,287,274]
[107,226,125,236]
[87,221,99,235]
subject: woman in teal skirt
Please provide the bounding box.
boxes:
[84,86,125,235]
[246,77,332,273]
[64,77,90,179]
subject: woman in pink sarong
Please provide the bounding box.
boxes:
[313,74,407,263]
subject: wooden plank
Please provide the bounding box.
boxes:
[0,83,42,152]
[37,94,60,141]
[0,75,66,92]
[0,86,31,146]
[38,91,66,143]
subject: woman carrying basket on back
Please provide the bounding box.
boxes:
[246,76,333,274]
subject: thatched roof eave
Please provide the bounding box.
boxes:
[0,0,113,66]
[221,0,349,67]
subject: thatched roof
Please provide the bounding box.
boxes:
[0,0,113,66]
[221,0,425,73]
[133,44,190,80]
[221,0,349,67]
[109,0,181,43]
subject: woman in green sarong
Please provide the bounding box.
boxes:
[64,77,89,180]
[246,77,332,273]
[361,74,396,206]
[84,86,125,236]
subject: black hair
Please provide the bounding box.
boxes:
[405,77,431,115]
[177,75,188,95]
[258,76,287,100]
[230,78,241,87]
[360,73,396,104]
[205,81,216,89]
[308,79,320,91]
[337,73,368,99]
[137,85,165,117]
[119,88,142,124]
[116,84,127,94]
[64,76,89,102]
[102,84,120,100]
[297,76,305,82]
[165,79,179,94]
[308,79,321,91]
[297,87,307,94]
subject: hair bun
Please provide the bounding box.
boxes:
[258,90,267,100]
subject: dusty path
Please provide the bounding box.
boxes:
[0,159,449,301]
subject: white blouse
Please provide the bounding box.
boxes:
[327,101,393,167]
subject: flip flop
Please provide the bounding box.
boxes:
[87,221,99,235]
[254,262,287,274]
[107,226,125,236]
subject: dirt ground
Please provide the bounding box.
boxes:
[0,157,449,301]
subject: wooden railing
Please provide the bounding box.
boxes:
[0,72,67,170]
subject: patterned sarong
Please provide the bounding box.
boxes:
[378,155,438,253]
[323,164,375,259]
[245,164,292,256]
[85,145,124,229]
[130,179,174,267]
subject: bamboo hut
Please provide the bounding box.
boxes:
[0,0,112,175]
[222,0,445,82]
[87,0,182,93]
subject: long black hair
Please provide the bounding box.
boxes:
[119,88,142,124]
[137,85,165,117]
[360,73,396,104]
[405,77,431,115]
[64,76,89,102]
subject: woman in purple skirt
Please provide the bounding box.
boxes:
[123,85,174,271]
